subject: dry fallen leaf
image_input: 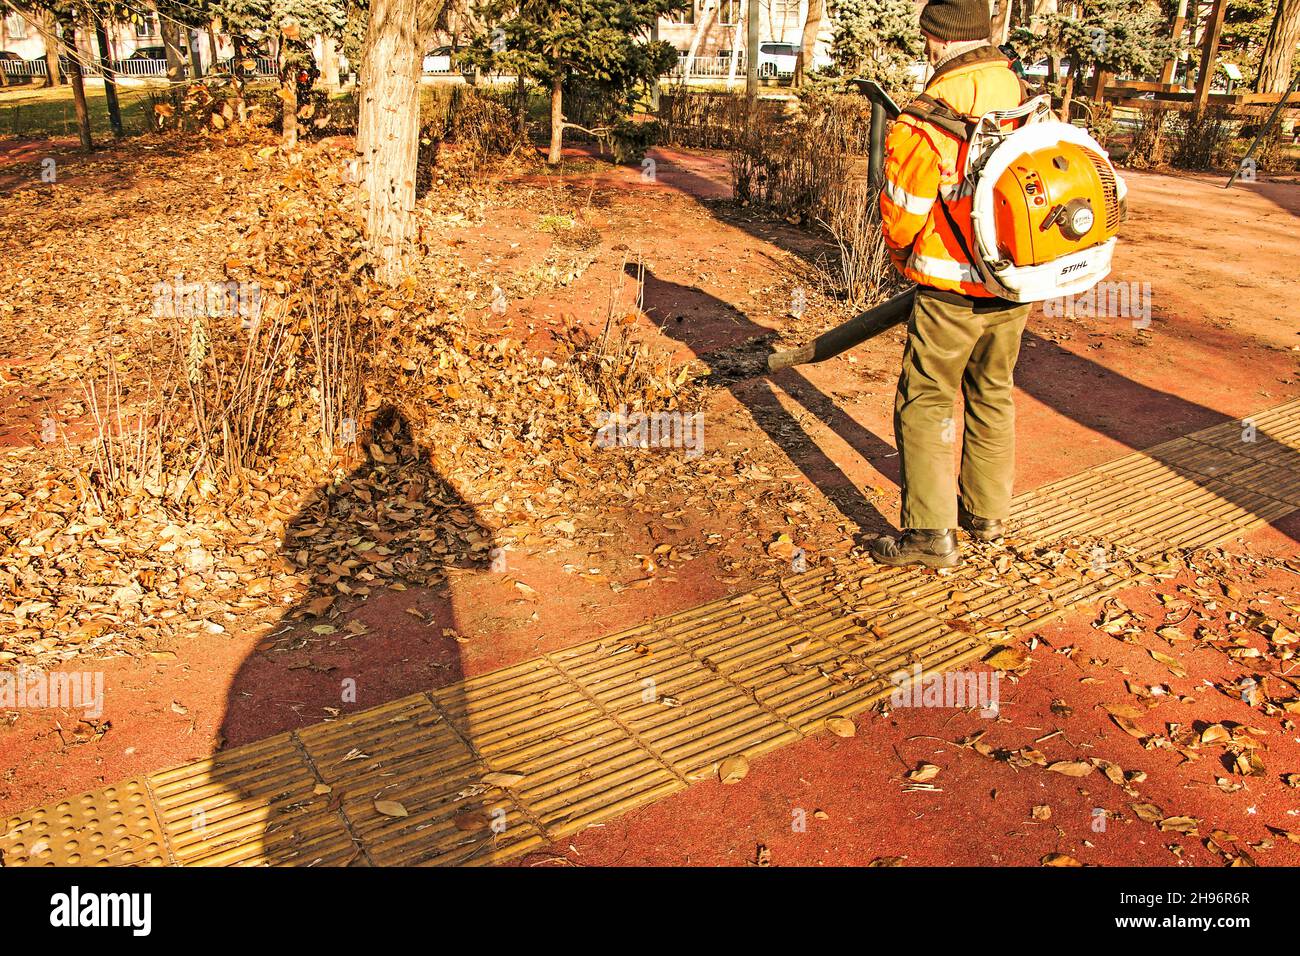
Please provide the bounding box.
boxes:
[719,755,749,784]
[1046,760,1094,777]
[985,647,1029,671]
[825,716,856,738]
[373,799,408,818]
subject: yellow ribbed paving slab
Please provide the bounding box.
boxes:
[6,400,1298,867]
[552,632,800,781]
[149,732,356,866]
[430,658,684,840]
[296,692,547,866]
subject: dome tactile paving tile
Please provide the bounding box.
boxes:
[7,402,1298,866]
[2,777,169,866]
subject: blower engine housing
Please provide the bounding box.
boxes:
[965,98,1127,302]
[993,141,1122,266]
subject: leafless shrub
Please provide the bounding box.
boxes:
[307,284,372,459]
[731,93,874,226]
[1172,107,1237,171]
[660,92,756,150]
[179,298,292,483]
[1126,105,1172,169]
[78,354,182,513]
[567,257,689,410]
[819,175,899,310]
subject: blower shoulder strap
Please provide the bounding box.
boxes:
[901,45,1021,142]
[902,93,977,141]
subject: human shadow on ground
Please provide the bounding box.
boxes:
[189,407,520,866]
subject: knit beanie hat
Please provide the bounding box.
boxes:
[919,0,993,42]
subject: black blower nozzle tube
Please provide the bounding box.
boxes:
[766,288,916,373]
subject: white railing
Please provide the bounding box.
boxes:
[2,54,280,82]
[669,55,744,79]
[1,59,47,77]
[114,58,169,76]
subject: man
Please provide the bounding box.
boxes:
[868,0,1031,569]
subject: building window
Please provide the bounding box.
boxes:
[667,3,695,23]
[5,14,28,39]
[135,15,159,38]
[718,0,742,26]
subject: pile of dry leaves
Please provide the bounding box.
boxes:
[0,124,744,668]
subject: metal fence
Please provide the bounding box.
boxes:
[669,55,744,79]
[1,56,279,80]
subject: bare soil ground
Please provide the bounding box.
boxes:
[1,132,1298,865]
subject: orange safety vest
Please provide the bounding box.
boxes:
[879,49,1025,298]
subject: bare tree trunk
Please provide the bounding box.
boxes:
[683,0,717,81]
[188,28,204,78]
[1256,0,1300,94]
[649,19,659,110]
[61,22,93,150]
[94,21,123,137]
[1060,66,1075,120]
[356,0,425,285]
[0,14,9,88]
[322,35,341,87]
[990,0,1013,44]
[796,0,824,87]
[282,77,298,148]
[160,20,187,81]
[37,10,62,87]
[727,0,744,86]
[231,34,248,122]
[548,70,563,164]
[745,0,759,105]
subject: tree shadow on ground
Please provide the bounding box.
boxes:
[632,262,1300,550]
[1017,330,1300,547]
[187,407,524,866]
[634,262,900,543]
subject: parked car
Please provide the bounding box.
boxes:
[755,41,798,77]
[1024,58,1072,80]
[422,46,454,73]
[128,46,176,61]
[0,50,34,85]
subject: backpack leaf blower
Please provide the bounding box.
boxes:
[755,94,1125,377]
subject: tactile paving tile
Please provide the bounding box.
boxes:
[551,632,799,781]
[149,732,358,866]
[297,691,545,866]
[1,778,168,866]
[15,399,1300,868]
[431,658,684,840]
[678,597,874,733]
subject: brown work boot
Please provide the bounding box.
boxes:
[868,529,960,568]
[958,504,1004,542]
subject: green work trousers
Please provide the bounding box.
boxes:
[894,288,1032,531]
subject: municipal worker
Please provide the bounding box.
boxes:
[868,0,1031,569]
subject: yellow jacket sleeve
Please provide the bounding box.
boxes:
[878,119,942,256]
